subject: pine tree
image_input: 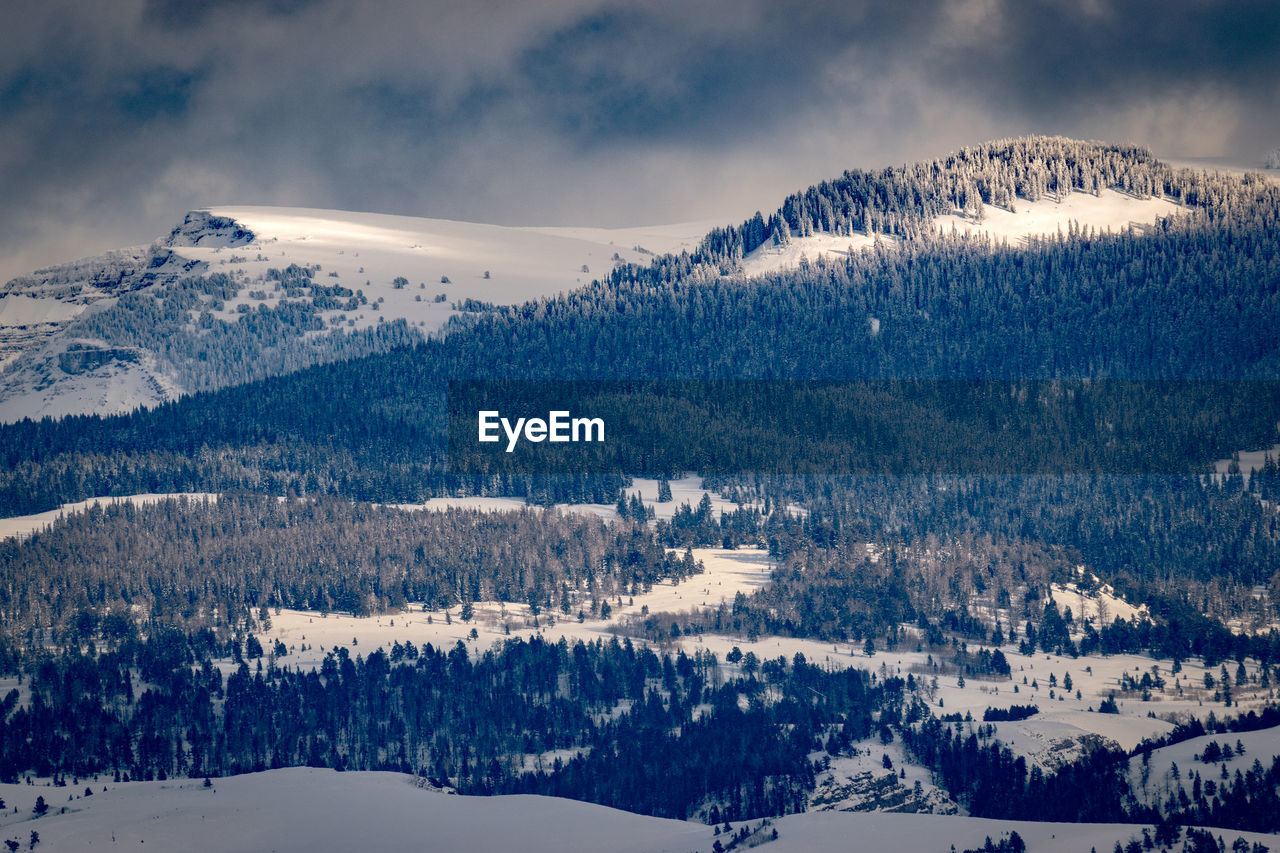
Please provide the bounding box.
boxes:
[657,478,673,502]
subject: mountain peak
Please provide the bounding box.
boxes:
[163,210,256,248]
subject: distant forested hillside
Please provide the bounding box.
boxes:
[2,137,1280,638]
[0,496,699,643]
[2,141,1279,515]
[6,628,1280,833]
[694,136,1187,262]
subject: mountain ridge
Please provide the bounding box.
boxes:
[0,136,1225,423]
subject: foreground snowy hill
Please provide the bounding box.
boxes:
[1,767,1273,853]
[0,209,712,422]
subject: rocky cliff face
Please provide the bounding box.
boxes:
[163,210,255,248]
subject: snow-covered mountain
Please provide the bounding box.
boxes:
[0,185,1189,424]
[0,208,713,422]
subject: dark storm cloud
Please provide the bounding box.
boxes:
[933,0,1280,123]
[512,2,930,144]
[1,0,1277,283]
[142,0,326,29]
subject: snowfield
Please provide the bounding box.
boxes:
[182,206,716,336]
[1050,578,1149,626]
[0,770,709,853]
[392,475,756,523]
[0,767,1274,853]
[1217,442,1280,480]
[987,712,1174,770]
[0,294,84,334]
[740,230,882,278]
[933,188,1184,244]
[257,543,774,673]
[737,188,1186,278]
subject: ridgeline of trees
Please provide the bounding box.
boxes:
[0,496,701,644]
[694,136,1192,264]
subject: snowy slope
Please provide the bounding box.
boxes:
[741,188,1186,278]
[180,206,716,335]
[933,188,1184,243]
[740,230,882,277]
[1,767,1274,853]
[0,209,713,423]
[1050,578,1149,627]
[0,769,709,853]
[1127,724,1280,810]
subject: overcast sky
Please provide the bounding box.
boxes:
[2,0,1278,282]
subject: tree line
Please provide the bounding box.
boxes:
[0,496,700,645]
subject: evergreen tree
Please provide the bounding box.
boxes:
[657,478,673,502]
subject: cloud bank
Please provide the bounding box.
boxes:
[2,0,1278,281]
